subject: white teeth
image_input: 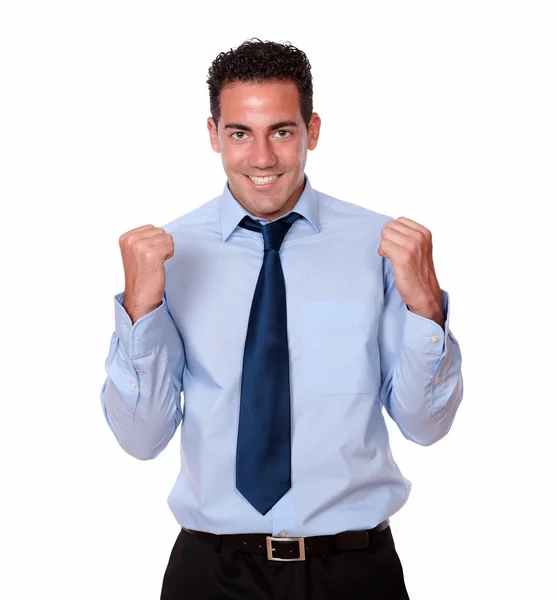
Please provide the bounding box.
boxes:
[249,175,279,185]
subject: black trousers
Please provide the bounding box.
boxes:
[160,526,410,599]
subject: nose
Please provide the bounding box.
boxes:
[248,137,277,170]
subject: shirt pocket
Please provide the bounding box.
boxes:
[302,299,379,395]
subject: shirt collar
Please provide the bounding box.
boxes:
[219,174,320,242]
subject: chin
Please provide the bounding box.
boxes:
[243,193,284,211]
[250,202,285,217]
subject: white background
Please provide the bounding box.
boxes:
[1,1,556,598]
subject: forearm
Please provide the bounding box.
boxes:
[100,292,185,460]
[380,291,464,445]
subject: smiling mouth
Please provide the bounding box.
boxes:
[245,174,282,187]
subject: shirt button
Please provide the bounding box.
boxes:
[278,531,287,537]
[433,376,440,382]
[130,382,137,388]
[429,336,439,343]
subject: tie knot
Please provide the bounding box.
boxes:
[240,212,301,251]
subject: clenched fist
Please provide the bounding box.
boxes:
[378,217,444,327]
[119,225,174,324]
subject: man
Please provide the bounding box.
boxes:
[101,38,463,599]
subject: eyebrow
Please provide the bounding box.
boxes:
[223,121,299,132]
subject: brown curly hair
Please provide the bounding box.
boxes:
[207,38,313,131]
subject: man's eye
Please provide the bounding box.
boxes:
[275,130,292,138]
[231,132,246,140]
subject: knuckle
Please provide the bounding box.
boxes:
[135,239,150,253]
[400,249,412,263]
[122,235,135,251]
[408,235,419,248]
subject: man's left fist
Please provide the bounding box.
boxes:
[378,216,444,325]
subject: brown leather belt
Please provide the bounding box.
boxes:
[183,519,390,562]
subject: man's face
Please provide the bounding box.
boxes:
[207,80,321,221]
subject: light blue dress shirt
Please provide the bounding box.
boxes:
[100,175,463,537]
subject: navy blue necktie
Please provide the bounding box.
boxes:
[236,211,301,515]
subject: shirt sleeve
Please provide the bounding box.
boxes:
[100,291,186,460]
[378,258,464,445]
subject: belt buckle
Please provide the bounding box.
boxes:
[266,536,306,561]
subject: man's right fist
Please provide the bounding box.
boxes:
[119,225,174,323]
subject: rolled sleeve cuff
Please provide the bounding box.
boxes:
[114,292,167,357]
[402,290,451,355]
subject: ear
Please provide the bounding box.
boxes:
[307,113,321,151]
[207,117,221,153]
